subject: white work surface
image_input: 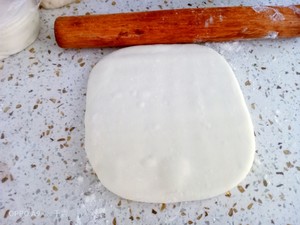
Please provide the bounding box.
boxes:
[1,0,299,224]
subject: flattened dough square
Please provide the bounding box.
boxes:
[85,44,255,203]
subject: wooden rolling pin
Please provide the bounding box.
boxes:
[54,5,300,48]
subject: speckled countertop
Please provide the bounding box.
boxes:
[1,0,300,224]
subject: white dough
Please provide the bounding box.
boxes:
[85,44,255,203]
[0,0,40,60]
[41,0,77,9]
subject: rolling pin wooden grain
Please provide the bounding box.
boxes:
[54,5,300,48]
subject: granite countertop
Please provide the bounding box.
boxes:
[1,0,300,224]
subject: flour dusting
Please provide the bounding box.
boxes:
[252,6,285,21]
[265,31,279,39]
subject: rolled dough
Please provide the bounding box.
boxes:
[85,44,255,203]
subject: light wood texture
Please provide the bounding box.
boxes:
[54,5,300,48]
